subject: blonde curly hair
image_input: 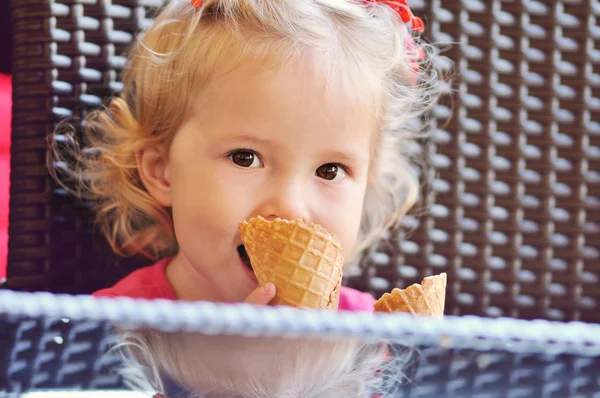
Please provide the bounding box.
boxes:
[50,0,445,264]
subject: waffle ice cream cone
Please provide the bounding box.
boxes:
[238,216,344,310]
[374,273,447,316]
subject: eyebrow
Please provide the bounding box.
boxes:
[321,150,364,165]
[218,134,281,148]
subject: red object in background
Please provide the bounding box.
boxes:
[0,74,11,281]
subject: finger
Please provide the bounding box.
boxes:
[244,282,276,305]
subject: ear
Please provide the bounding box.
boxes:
[137,145,172,207]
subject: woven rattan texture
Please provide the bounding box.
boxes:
[0,316,121,393]
[2,316,600,396]
[8,0,162,294]
[346,0,600,322]
[398,346,600,398]
[8,0,600,320]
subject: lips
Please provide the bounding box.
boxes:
[237,245,253,271]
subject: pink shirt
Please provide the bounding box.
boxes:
[93,257,376,312]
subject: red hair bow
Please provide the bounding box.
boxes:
[364,0,424,33]
[366,0,425,79]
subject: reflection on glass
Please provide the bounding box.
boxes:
[112,331,416,398]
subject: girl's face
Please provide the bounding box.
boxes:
[142,60,376,302]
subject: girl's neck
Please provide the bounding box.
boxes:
[165,252,222,302]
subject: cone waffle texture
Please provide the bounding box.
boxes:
[239,217,343,310]
[374,273,447,316]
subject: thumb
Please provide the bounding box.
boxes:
[244,282,276,305]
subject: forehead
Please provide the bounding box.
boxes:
[191,59,380,152]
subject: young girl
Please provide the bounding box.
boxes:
[52,0,441,308]
[50,0,441,395]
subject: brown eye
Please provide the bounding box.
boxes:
[230,150,262,168]
[316,163,345,181]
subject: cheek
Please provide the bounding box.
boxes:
[168,163,226,241]
[168,160,257,237]
[338,205,362,255]
[325,182,367,256]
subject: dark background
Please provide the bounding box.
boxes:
[1,0,12,74]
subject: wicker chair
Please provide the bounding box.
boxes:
[2,0,599,396]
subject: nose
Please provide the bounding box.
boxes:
[254,178,311,222]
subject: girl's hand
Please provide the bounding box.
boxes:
[244,282,276,305]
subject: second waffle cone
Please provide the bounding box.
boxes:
[239,216,344,310]
[374,273,447,316]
